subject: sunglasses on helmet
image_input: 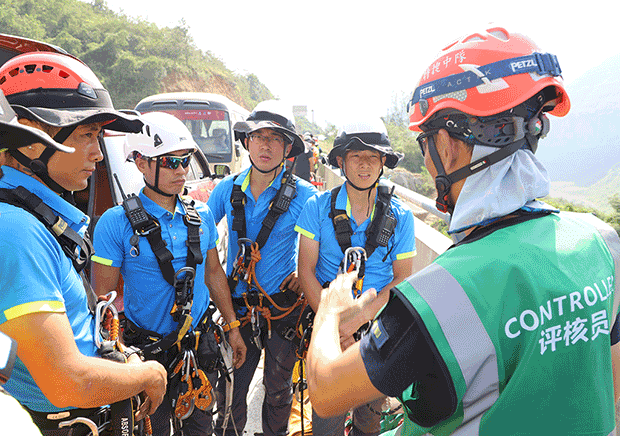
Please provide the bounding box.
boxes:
[141,152,194,170]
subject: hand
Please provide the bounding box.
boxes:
[228,328,247,369]
[135,360,167,419]
[320,272,380,338]
[280,271,301,295]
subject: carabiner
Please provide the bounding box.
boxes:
[58,417,100,436]
[341,247,366,298]
[94,291,118,349]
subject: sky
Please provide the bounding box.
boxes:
[94,0,619,128]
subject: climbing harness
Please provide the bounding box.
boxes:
[114,174,203,360]
[329,183,397,262]
[113,176,230,435]
[228,169,306,349]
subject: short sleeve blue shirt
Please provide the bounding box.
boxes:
[92,191,218,334]
[0,166,96,413]
[295,182,416,293]
[207,167,317,298]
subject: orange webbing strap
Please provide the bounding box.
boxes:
[237,242,304,334]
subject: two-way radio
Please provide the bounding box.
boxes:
[113,174,159,256]
[367,185,397,248]
[113,174,151,230]
[270,169,297,214]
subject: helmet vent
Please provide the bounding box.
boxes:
[8,68,19,77]
[0,77,5,85]
[58,70,70,79]
[462,33,485,44]
[42,65,54,73]
[24,64,36,74]
[487,27,509,41]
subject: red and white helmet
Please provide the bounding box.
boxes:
[407,27,570,132]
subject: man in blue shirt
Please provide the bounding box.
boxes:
[296,119,415,436]
[0,53,167,435]
[207,100,317,436]
[91,112,246,436]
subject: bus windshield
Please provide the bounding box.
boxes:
[163,109,232,161]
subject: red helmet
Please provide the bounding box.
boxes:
[407,27,570,132]
[0,52,141,134]
[0,52,141,195]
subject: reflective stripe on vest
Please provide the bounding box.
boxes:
[397,263,499,435]
[565,212,620,319]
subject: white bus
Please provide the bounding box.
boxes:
[134,92,251,174]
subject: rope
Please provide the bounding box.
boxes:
[237,242,304,333]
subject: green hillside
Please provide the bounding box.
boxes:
[548,163,620,215]
[0,0,273,110]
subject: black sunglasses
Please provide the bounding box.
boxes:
[148,152,194,170]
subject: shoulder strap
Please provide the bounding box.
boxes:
[180,196,204,268]
[229,171,297,251]
[0,186,97,313]
[329,185,354,254]
[230,174,246,240]
[255,174,297,250]
[0,186,93,273]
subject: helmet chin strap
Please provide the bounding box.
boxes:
[7,125,79,198]
[249,145,288,176]
[341,163,383,192]
[144,156,175,198]
[426,133,529,214]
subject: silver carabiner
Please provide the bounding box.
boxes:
[341,246,367,275]
[94,291,118,349]
[58,416,100,436]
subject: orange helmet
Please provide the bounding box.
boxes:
[407,27,570,132]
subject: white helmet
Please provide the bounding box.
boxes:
[124,111,197,160]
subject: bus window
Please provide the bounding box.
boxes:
[157,109,232,164]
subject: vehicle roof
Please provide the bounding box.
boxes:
[135,92,249,115]
[0,33,74,68]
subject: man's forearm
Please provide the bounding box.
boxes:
[46,355,162,409]
[300,271,323,312]
[207,266,238,324]
[308,302,342,393]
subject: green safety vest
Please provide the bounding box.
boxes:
[386,212,620,436]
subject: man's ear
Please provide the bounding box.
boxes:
[135,156,149,175]
[336,155,344,170]
[436,129,468,173]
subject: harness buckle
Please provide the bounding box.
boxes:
[136,219,161,236]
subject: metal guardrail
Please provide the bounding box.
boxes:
[315,163,453,273]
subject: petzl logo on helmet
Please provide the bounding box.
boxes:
[510,59,537,73]
[419,85,436,97]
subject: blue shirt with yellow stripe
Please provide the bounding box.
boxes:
[92,191,218,335]
[295,182,416,293]
[207,166,317,299]
[0,166,96,413]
